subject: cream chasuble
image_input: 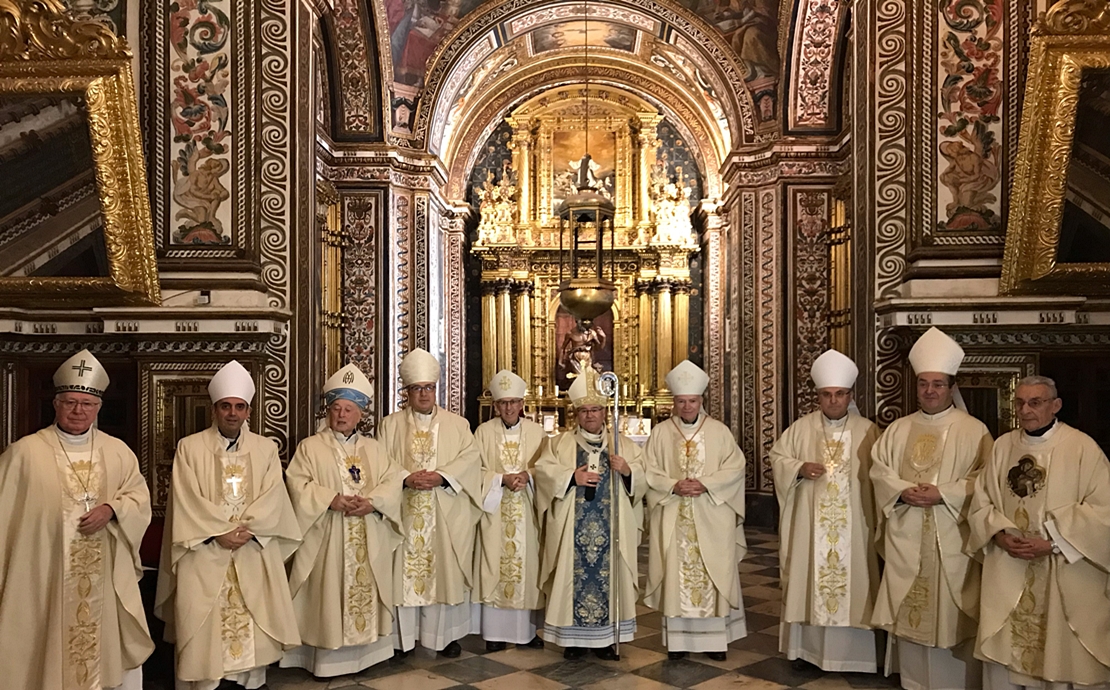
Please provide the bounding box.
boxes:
[0,428,153,690]
[535,429,645,647]
[871,406,991,690]
[969,422,1110,689]
[472,417,546,641]
[283,430,404,676]
[770,411,881,671]
[377,406,482,650]
[154,427,301,688]
[644,415,747,651]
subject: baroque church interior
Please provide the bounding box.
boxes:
[2,0,1110,687]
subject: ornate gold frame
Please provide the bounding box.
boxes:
[1000,0,1110,294]
[0,0,160,306]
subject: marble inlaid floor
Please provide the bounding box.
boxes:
[143,529,900,689]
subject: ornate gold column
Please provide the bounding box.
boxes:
[481,281,498,387]
[317,181,343,381]
[497,280,514,373]
[654,279,673,393]
[637,279,654,394]
[513,278,533,385]
[672,279,690,366]
[511,129,533,224]
[634,119,661,225]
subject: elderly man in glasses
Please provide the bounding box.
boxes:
[377,348,482,658]
[968,375,1110,690]
[0,350,153,690]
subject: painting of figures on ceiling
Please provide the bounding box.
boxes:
[386,0,482,87]
[531,21,638,54]
[674,0,781,124]
[551,130,617,211]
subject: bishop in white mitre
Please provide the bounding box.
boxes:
[154,360,302,690]
[0,350,153,690]
[282,364,405,677]
[377,348,483,657]
[871,327,992,690]
[644,360,748,661]
[770,350,881,672]
[472,370,547,651]
[968,375,1110,690]
[535,368,646,661]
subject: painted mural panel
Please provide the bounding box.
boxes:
[168,0,233,245]
[936,0,1004,232]
[675,0,780,125]
[387,0,481,88]
[551,130,617,211]
[530,20,637,54]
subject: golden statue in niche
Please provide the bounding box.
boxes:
[471,85,700,429]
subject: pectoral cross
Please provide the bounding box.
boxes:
[226,475,243,499]
[80,492,95,512]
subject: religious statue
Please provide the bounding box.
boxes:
[649,157,694,245]
[476,163,518,244]
[558,322,607,384]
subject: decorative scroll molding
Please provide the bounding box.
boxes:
[329,0,376,134]
[739,190,758,490]
[757,187,779,491]
[788,0,844,130]
[872,0,908,300]
[342,192,382,431]
[388,190,412,411]
[443,208,468,414]
[874,326,913,427]
[790,188,830,417]
[413,194,429,351]
[702,207,725,421]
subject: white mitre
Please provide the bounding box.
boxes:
[323,363,373,408]
[54,349,110,397]
[908,326,964,375]
[568,370,607,408]
[811,349,858,389]
[665,360,709,396]
[490,369,527,400]
[208,360,256,404]
[399,348,441,386]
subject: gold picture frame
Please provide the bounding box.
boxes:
[1000,0,1110,294]
[0,0,160,306]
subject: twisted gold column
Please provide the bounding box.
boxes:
[497,281,514,373]
[637,280,654,395]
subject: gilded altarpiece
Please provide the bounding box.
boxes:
[470,88,702,426]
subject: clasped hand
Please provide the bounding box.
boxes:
[215,524,254,550]
[77,504,114,536]
[673,478,707,497]
[330,493,376,517]
[501,471,529,492]
[994,532,1054,560]
[900,483,943,507]
[798,462,826,480]
[404,470,444,490]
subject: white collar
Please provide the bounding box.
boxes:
[677,413,703,428]
[822,413,848,428]
[331,429,358,446]
[414,409,434,422]
[1022,419,1058,445]
[219,431,241,451]
[54,424,92,445]
[579,428,604,445]
[920,405,955,421]
[501,419,521,432]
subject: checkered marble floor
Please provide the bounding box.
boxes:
[144,529,901,689]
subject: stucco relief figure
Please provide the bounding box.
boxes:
[938,139,1000,227]
[172,148,231,245]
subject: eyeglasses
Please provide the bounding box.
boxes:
[1014,396,1056,410]
[57,400,101,411]
[408,384,436,393]
[917,380,951,390]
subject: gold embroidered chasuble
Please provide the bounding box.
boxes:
[644,416,747,618]
[0,428,153,690]
[770,411,881,629]
[154,426,301,683]
[535,429,646,629]
[870,407,991,649]
[473,417,547,610]
[377,406,482,608]
[286,431,405,650]
[968,422,1110,686]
